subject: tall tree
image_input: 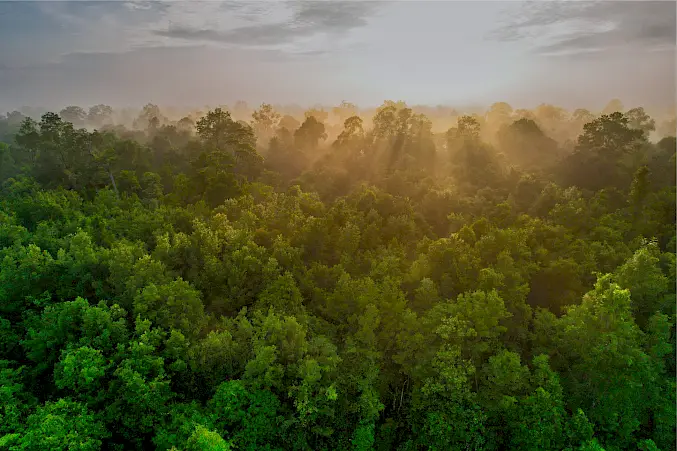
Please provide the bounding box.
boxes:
[251,103,281,147]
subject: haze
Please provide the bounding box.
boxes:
[0,0,674,112]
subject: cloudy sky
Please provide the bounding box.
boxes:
[0,1,674,111]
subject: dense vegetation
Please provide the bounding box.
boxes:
[0,100,674,451]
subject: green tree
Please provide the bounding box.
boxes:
[133,278,207,339]
[614,242,671,327]
[185,425,232,451]
[550,275,665,449]
[12,399,108,451]
[54,346,107,393]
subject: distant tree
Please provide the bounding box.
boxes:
[576,112,645,154]
[251,103,281,147]
[193,108,262,204]
[59,106,87,127]
[445,115,503,186]
[177,116,195,133]
[87,104,114,128]
[455,115,481,140]
[332,101,358,123]
[486,102,513,130]
[334,116,365,151]
[304,108,329,123]
[497,118,559,169]
[625,107,656,135]
[278,115,300,133]
[572,109,595,123]
[197,108,256,150]
[134,103,165,130]
[295,115,327,152]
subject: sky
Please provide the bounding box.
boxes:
[0,0,674,111]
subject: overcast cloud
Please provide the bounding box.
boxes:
[0,1,673,111]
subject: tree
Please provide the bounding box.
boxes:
[534,104,568,140]
[560,112,647,191]
[497,118,559,169]
[59,106,87,128]
[614,242,671,327]
[185,425,232,451]
[625,107,656,135]
[54,346,107,393]
[334,116,364,150]
[304,108,329,123]
[194,108,263,203]
[486,102,514,130]
[578,112,644,152]
[295,116,327,152]
[450,115,481,142]
[13,399,108,450]
[133,278,207,339]
[447,116,503,187]
[278,115,300,133]
[134,103,165,130]
[265,127,308,180]
[208,380,281,449]
[177,116,195,133]
[332,101,358,124]
[197,108,255,150]
[87,105,114,128]
[572,109,595,123]
[548,275,667,449]
[0,362,36,440]
[14,117,40,166]
[251,103,281,147]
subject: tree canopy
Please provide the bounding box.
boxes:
[0,99,674,451]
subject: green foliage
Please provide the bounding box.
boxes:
[0,103,673,450]
[54,346,107,392]
[185,425,232,451]
[133,278,206,338]
[10,399,108,451]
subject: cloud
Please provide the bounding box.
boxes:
[124,2,153,11]
[490,0,676,56]
[294,1,377,29]
[153,1,380,49]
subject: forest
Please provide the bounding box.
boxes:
[0,99,674,451]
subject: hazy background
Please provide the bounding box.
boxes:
[0,0,674,111]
